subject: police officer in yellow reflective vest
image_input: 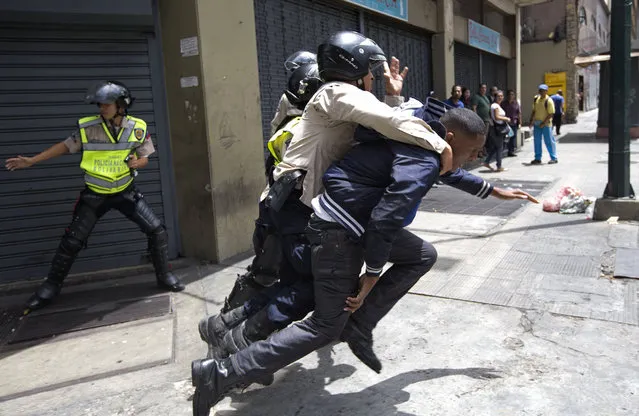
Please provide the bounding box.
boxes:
[5,81,185,313]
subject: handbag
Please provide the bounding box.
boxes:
[494,122,509,136]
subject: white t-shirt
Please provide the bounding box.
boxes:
[491,102,506,125]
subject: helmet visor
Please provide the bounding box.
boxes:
[369,54,387,76]
[284,51,317,72]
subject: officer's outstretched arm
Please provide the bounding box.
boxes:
[5,141,69,171]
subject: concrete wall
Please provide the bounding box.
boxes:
[407,0,438,32]
[521,0,566,43]
[159,0,264,262]
[578,0,610,52]
[520,40,568,118]
[158,0,215,260]
[194,0,265,261]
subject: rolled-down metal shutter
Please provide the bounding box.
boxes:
[454,42,480,92]
[253,0,359,147]
[481,52,508,92]
[0,25,177,283]
[365,14,432,102]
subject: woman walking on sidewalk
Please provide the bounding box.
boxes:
[483,90,510,172]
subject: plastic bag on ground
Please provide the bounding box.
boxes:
[543,186,592,214]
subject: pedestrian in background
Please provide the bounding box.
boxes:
[502,89,521,157]
[483,90,510,172]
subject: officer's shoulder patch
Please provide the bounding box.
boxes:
[134,128,145,140]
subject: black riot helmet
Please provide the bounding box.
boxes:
[317,31,386,84]
[284,50,317,72]
[285,63,323,109]
[85,81,135,112]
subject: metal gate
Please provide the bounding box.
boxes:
[454,42,480,92]
[481,52,508,92]
[0,24,178,283]
[365,13,432,102]
[253,0,433,147]
[253,0,359,145]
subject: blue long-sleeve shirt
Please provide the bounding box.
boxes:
[316,140,493,276]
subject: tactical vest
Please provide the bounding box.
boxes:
[78,115,146,194]
[267,116,301,165]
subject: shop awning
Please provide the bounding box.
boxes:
[575,52,639,67]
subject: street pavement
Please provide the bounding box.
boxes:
[1,109,637,416]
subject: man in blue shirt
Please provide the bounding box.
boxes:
[445,85,465,108]
[551,89,564,135]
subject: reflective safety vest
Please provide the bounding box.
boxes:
[267,116,301,165]
[78,115,146,194]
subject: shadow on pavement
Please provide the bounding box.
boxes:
[214,346,501,416]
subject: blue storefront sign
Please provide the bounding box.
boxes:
[468,19,501,55]
[344,0,408,21]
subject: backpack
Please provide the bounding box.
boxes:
[533,95,552,113]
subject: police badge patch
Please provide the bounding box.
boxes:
[134,128,145,140]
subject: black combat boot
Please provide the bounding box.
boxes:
[148,232,185,292]
[191,357,245,416]
[221,270,268,313]
[198,306,248,359]
[24,247,77,312]
[218,311,275,386]
[340,319,382,373]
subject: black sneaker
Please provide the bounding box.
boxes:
[548,159,559,164]
[530,159,542,165]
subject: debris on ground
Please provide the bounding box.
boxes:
[542,186,596,215]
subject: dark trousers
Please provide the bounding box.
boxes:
[553,114,562,135]
[484,126,505,168]
[47,185,168,284]
[242,196,315,333]
[507,124,519,155]
[231,217,437,380]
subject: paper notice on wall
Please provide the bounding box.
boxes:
[180,76,199,88]
[180,36,199,57]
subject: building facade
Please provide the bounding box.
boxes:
[0,0,528,284]
[520,0,610,122]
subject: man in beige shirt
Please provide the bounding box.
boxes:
[191,30,453,414]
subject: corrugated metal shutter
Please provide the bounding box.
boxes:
[0,25,176,283]
[253,0,359,148]
[454,42,480,92]
[365,14,432,102]
[481,52,508,92]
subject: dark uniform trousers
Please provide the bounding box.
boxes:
[241,194,315,337]
[231,216,438,379]
[47,185,170,284]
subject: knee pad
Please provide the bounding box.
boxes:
[148,225,168,247]
[59,233,84,255]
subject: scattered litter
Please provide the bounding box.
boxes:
[542,186,595,215]
[607,216,619,224]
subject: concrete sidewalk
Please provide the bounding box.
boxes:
[1,109,638,416]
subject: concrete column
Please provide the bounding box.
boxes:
[195,0,265,261]
[159,0,264,262]
[432,0,455,99]
[513,5,523,148]
[565,0,580,123]
[158,0,216,260]
[515,6,521,100]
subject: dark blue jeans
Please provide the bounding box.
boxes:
[507,124,519,154]
[232,217,438,380]
[243,195,315,331]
